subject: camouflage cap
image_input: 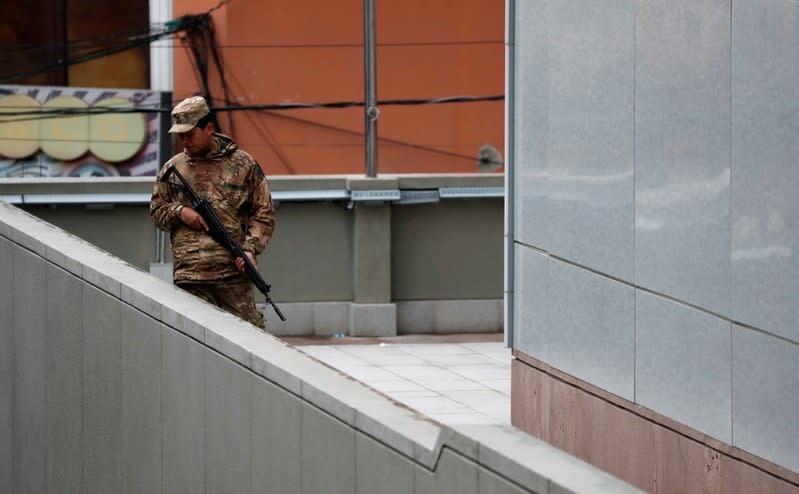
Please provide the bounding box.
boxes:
[169,96,210,133]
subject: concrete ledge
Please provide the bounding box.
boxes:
[263,301,352,337]
[452,424,643,494]
[245,299,506,336]
[350,303,397,337]
[0,174,503,200]
[397,299,504,334]
[267,302,316,336]
[313,302,350,336]
[148,261,172,283]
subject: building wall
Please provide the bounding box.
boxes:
[508,0,799,491]
[0,0,66,86]
[171,0,505,175]
[0,0,149,88]
[0,201,642,494]
[0,174,504,336]
[66,0,150,88]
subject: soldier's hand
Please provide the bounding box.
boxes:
[180,207,209,232]
[235,251,257,275]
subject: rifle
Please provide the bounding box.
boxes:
[161,165,286,321]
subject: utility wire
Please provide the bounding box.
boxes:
[0,28,178,83]
[0,95,504,122]
[258,110,503,167]
[0,25,167,49]
[0,39,502,57]
[0,0,232,83]
[214,59,297,173]
[0,0,503,168]
[142,40,504,49]
[207,0,232,14]
[0,101,504,167]
[1,27,499,81]
[0,31,157,57]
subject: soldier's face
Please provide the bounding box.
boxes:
[178,123,215,155]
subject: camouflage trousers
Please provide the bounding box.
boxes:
[177,277,265,330]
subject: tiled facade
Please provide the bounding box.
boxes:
[508,0,799,491]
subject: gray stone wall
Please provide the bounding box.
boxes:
[509,0,799,473]
[0,174,504,337]
[0,202,641,493]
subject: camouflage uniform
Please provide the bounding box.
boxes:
[177,277,264,328]
[150,98,275,329]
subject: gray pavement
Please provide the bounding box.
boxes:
[289,336,512,426]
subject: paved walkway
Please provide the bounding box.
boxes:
[282,333,512,426]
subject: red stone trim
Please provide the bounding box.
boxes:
[512,349,799,489]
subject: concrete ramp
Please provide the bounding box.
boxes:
[0,201,641,493]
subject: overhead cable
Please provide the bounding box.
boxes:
[0,0,230,84]
[0,94,504,123]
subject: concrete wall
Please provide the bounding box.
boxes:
[508,0,799,490]
[0,174,503,337]
[0,201,641,494]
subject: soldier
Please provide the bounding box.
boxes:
[150,96,276,330]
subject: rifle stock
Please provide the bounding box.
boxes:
[161,166,286,321]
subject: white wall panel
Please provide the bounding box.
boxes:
[13,248,46,494]
[0,238,13,493]
[635,0,731,317]
[162,329,205,494]
[731,0,799,343]
[733,326,799,472]
[82,284,121,494]
[45,265,83,493]
[120,306,162,494]
[636,291,731,442]
[548,259,635,401]
[205,352,253,494]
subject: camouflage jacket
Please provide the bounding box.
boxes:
[150,133,276,282]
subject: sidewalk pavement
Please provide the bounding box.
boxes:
[281,333,512,426]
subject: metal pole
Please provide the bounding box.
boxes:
[364,0,378,177]
[504,0,515,348]
[149,0,173,92]
[150,0,174,264]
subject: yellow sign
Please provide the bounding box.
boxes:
[40,96,90,161]
[0,94,40,159]
[89,97,146,163]
[0,94,146,163]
